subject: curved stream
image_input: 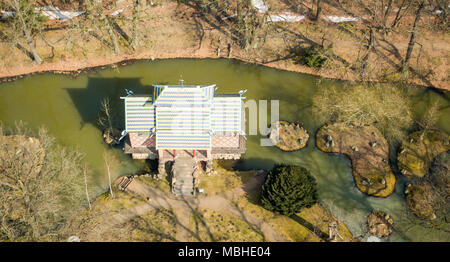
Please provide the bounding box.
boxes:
[0,58,449,241]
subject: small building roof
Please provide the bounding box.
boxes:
[156,130,211,150]
[211,96,242,132]
[152,84,215,107]
[156,106,210,130]
[124,96,155,132]
[123,84,244,150]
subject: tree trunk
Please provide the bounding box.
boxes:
[361,27,374,74]
[94,1,120,54]
[391,0,405,28]
[383,0,393,28]
[131,0,140,51]
[106,18,120,54]
[403,2,425,72]
[315,0,322,21]
[13,0,42,64]
[26,37,42,65]
[83,166,91,210]
[391,0,412,29]
[104,153,114,198]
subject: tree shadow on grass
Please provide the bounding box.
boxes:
[0,31,35,62]
[234,168,330,241]
[290,214,329,241]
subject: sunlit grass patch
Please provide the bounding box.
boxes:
[198,162,258,196]
[189,209,264,242]
[101,209,177,242]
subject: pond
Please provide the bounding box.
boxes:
[0,58,449,241]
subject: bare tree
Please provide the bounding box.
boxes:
[391,0,414,29]
[360,26,375,76]
[383,0,394,28]
[97,97,120,145]
[83,165,92,211]
[82,0,122,54]
[98,98,113,133]
[402,0,426,73]
[103,151,114,198]
[314,0,322,21]
[0,123,85,241]
[235,0,269,50]
[4,0,45,64]
[130,0,142,51]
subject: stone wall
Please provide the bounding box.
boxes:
[212,153,242,160]
[132,153,157,159]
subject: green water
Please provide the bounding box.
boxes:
[0,58,449,241]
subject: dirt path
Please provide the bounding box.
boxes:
[95,174,287,242]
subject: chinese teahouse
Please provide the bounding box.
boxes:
[121,84,246,196]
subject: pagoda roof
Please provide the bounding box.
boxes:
[122,84,244,150]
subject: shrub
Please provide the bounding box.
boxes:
[260,164,318,216]
[312,83,413,145]
[290,45,333,68]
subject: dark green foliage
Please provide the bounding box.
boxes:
[302,45,332,68]
[289,45,332,68]
[260,164,318,216]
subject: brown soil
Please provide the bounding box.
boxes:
[0,1,448,90]
[316,123,396,197]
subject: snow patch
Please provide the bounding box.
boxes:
[251,0,304,23]
[326,16,359,23]
[252,0,269,13]
[1,6,84,21]
[111,8,124,16]
[38,6,85,20]
[1,11,15,19]
[269,12,305,22]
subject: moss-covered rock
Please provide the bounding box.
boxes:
[404,181,436,220]
[397,130,450,178]
[316,123,396,197]
[367,210,394,238]
[269,120,309,151]
[403,152,449,220]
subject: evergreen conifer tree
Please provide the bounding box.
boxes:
[261,164,318,216]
